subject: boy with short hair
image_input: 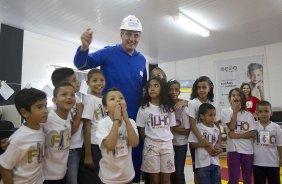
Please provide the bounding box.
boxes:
[253,100,282,184]
[0,88,48,184]
[51,67,83,184]
[188,103,222,184]
[43,82,76,184]
[80,69,106,184]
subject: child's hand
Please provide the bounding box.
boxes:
[113,104,122,121]
[1,138,9,151]
[76,103,84,113]
[214,143,221,150]
[199,139,211,147]
[205,145,216,156]
[120,101,128,120]
[213,144,223,155]
[84,155,94,168]
[174,100,188,111]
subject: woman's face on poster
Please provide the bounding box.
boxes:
[250,69,263,84]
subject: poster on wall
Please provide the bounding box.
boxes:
[178,80,195,101]
[215,55,264,109]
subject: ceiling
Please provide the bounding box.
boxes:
[1,0,282,63]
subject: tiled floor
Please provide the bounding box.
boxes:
[183,157,282,184]
[1,157,280,184]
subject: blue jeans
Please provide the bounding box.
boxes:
[197,164,221,184]
[170,145,187,184]
[66,148,81,184]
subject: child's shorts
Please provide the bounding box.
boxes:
[141,137,175,173]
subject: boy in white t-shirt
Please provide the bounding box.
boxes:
[188,103,222,184]
[253,100,282,184]
[80,69,106,183]
[0,88,48,184]
[43,82,76,184]
[51,67,84,184]
[96,88,139,184]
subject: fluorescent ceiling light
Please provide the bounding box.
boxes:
[174,9,210,37]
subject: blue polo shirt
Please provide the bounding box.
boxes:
[74,44,147,120]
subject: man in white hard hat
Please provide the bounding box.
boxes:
[74,15,146,184]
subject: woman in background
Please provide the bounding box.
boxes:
[240,82,260,120]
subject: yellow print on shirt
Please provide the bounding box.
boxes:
[48,131,61,148]
[94,104,105,120]
[27,142,45,163]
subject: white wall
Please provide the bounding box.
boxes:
[22,31,150,89]
[159,42,282,109]
[22,31,282,108]
[22,31,84,90]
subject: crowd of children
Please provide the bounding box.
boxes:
[0,66,281,184]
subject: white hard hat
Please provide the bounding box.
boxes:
[120,15,142,32]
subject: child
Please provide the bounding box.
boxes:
[221,88,256,184]
[247,63,264,100]
[167,79,190,184]
[43,82,76,184]
[149,67,167,81]
[253,101,282,184]
[80,69,106,183]
[0,88,47,184]
[150,67,187,111]
[187,76,221,184]
[136,77,176,184]
[188,103,222,184]
[96,88,139,183]
[51,67,83,184]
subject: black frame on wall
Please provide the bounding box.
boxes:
[0,24,24,105]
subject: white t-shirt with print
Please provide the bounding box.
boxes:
[136,103,176,141]
[42,109,72,180]
[254,121,282,167]
[96,116,138,184]
[188,123,220,168]
[0,125,45,184]
[69,95,83,149]
[172,106,190,145]
[221,107,256,154]
[82,94,105,144]
[187,98,221,123]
